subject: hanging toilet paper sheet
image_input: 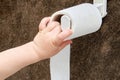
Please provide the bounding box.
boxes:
[50,3,102,80]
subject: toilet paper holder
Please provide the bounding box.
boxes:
[50,1,108,80]
[94,0,107,18]
[51,0,107,39]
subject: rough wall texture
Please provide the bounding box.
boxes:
[0,0,120,80]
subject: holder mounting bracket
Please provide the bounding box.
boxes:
[93,0,107,18]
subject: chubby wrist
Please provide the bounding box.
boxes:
[24,41,42,64]
[32,40,47,60]
[14,41,42,66]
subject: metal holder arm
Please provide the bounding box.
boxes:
[94,0,107,18]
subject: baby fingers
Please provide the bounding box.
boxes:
[52,29,73,46]
[44,21,60,32]
[39,17,50,31]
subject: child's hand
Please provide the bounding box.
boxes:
[0,17,72,79]
[33,17,73,60]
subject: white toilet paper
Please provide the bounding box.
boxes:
[50,3,102,80]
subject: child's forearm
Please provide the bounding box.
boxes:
[0,17,73,80]
[0,42,39,80]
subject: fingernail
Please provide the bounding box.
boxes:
[70,40,73,44]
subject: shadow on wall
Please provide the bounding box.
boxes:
[0,0,120,80]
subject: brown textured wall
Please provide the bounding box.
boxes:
[0,0,120,80]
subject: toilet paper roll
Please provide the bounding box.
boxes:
[50,3,102,80]
[51,3,102,39]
